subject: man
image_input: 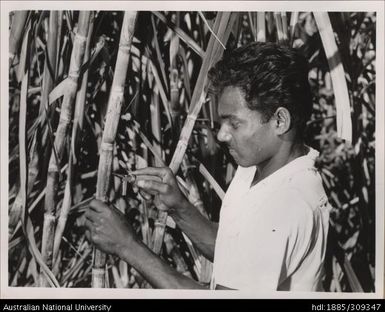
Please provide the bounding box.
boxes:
[84,42,331,291]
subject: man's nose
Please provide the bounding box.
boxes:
[217,124,231,143]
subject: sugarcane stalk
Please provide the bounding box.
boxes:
[55,11,63,77]
[62,248,92,285]
[9,164,68,243]
[9,131,39,235]
[266,12,275,37]
[53,12,94,263]
[150,13,231,256]
[40,11,91,287]
[164,233,192,278]
[210,13,238,76]
[170,12,230,173]
[151,15,169,96]
[61,240,88,279]
[9,11,29,65]
[150,87,163,167]
[111,263,124,288]
[169,19,181,128]
[247,12,257,41]
[148,58,173,127]
[11,256,27,286]
[57,31,68,80]
[332,256,343,292]
[210,13,235,69]
[148,84,170,253]
[281,12,288,43]
[138,200,151,247]
[183,169,213,283]
[256,12,266,42]
[12,12,59,239]
[179,46,191,102]
[16,20,59,287]
[52,154,72,270]
[118,259,129,288]
[39,11,63,184]
[92,11,138,288]
[38,11,60,186]
[152,11,204,58]
[289,12,299,45]
[198,162,225,200]
[313,12,352,143]
[198,12,227,52]
[18,18,30,280]
[274,12,284,43]
[232,14,241,46]
[148,87,164,252]
[39,11,59,127]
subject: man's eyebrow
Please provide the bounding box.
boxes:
[218,113,237,120]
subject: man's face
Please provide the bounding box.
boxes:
[217,86,278,167]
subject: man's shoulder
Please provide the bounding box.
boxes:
[288,166,323,188]
[279,167,330,214]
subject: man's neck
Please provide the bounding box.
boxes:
[251,142,308,187]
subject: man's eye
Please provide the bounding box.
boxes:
[231,122,240,129]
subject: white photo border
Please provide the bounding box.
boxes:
[1,0,384,299]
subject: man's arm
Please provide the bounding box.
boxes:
[133,167,218,260]
[119,239,207,289]
[168,200,218,261]
[84,199,207,289]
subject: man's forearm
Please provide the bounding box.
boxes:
[169,201,218,261]
[119,239,207,289]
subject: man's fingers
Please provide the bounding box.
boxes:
[132,174,162,183]
[89,199,108,213]
[137,186,157,196]
[136,179,169,194]
[84,218,94,231]
[131,167,170,179]
[85,208,99,224]
[154,196,169,211]
[139,190,152,200]
[85,229,91,242]
[133,176,165,195]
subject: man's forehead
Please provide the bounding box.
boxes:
[217,86,248,117]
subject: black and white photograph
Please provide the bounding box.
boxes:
[1,1,384,299]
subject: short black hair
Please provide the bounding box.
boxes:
[209,42,313,136]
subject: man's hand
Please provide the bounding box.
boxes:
[132,167,189,213]
[83,198,206,289]
[84,199,137,257]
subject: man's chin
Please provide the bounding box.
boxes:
[237,163,254,168]
[234,157,255,168]
[230,151,254,167]
[233,158,247,167]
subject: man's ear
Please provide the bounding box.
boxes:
[272,107,291,135]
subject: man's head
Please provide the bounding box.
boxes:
[209,42,313,167]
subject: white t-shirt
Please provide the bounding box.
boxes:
[211,147,331,291]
